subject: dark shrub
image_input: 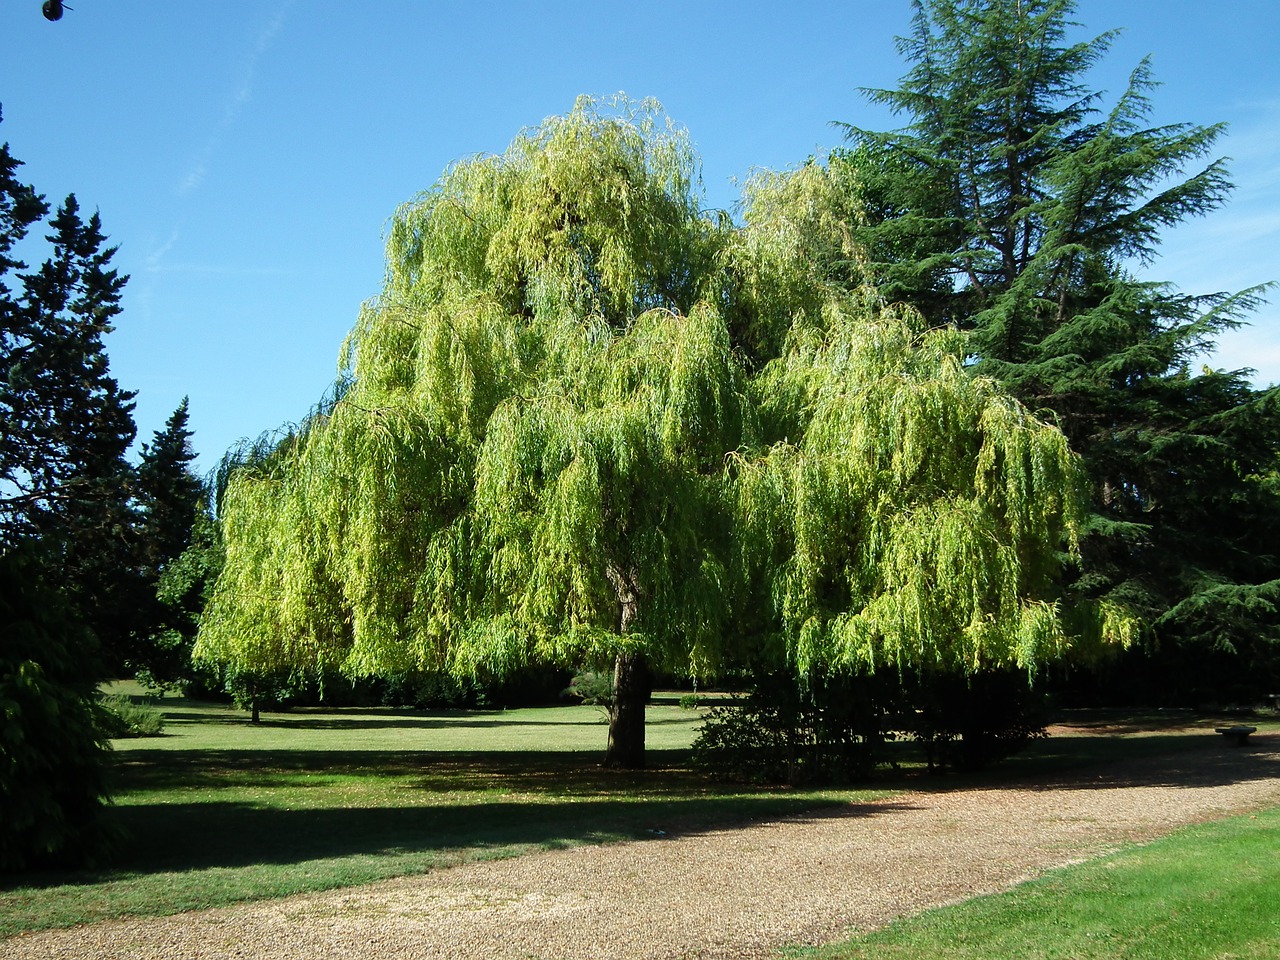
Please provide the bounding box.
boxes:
[1,549,119,871]
[692,672,890,784]
[908,670,1049,773]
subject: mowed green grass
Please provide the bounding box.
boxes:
[5,696,1275,948]
[790,805,1280,960]
[0,692,886,937]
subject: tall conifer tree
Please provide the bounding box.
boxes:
[132,397,207,685]
[0,108,134,868]
[838,0,1280,692]
[136,398,202,572]
[0,108,138,663]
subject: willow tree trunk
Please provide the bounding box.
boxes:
[606,650,651,768]
[604,565,650,768]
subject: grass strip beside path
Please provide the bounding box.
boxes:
[794,804,1280,960]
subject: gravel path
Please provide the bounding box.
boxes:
[5,732,1280,960]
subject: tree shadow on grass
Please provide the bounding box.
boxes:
[106,748,705,792]
[156,711,563,732]
[1038,733,1280,791]
[157,709,695,732]
[2,788,911,893]
[913,732,1280,795]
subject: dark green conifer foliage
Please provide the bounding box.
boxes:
[133,398,209,685]
[0,548,118,872]
[0,111,139,666]
[1,196,135,546]
[839,0,1280,686]
[1,109,136,868]
[137,398,202,572]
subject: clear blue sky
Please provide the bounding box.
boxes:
[2,1,1277,472]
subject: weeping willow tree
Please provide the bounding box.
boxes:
[197,99,1130,767]
[199,98,745,765]
[730,164,1135,679]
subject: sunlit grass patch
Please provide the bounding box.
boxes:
[792,805,1280,960]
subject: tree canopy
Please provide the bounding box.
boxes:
[197,98,1123,765]
[835,0,1280,693]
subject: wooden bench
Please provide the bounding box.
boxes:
[1216,724,1257,746]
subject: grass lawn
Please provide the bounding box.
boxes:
[3,694,1273,945]
[791,803,1280,960]
[0,690,887,937]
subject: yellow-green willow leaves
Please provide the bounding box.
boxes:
[733,302,1094,678]
[198,99,741,687]
[196,100,1130,721]
[732,165,1133,677]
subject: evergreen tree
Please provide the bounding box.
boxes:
[837,0,1280,691]
[1,548,118,871]
[1,197,135,551]
[132,397,206,685]
[0,107,135,868]
[1,110,139,665]
[136,397,202,574]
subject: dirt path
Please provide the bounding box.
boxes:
[6,733,1280,960]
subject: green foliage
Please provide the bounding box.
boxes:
[0,113,141,669]
[0,127,136,553]
[136,399,203,568]
[131,398,208,685]
[0,110,133,872]
[199,99,740,690]
[562,669,615,707]
[692,671,894,786]
[837,0,1280,681]
[97,694,165,738]
[136,502,224,694]
[199,96,1125,765]
[693,696,795,784]
[1,112,210,689]
[907,670,1049,773]
[375,665,567,709]
[219,665,304,721]
[730,289,1117,677]
[0,549,118,872]
[377,669,489,709]
[692,669,1047,784]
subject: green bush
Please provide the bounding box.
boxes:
[691,696,792,783]
[908,670,1048,773]
[562,669,614,707]
[692,670,1048,784]
[378,666,572,709]
[692,673,886,785]
[98,694,165,738]
[1,549,119,872]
